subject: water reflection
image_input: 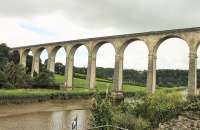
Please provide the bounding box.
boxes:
[49,110,88,130]
[0,100,90,130]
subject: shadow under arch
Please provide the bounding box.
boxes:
[21,48,31,62]
[194,41,200,53]
[46,45,66,74]
[195,42,200,90]
[34,47,49,73]
[20,48,33,73]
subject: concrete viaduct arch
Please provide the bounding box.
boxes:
[14,27,200,97]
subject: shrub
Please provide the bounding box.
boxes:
[130,92,183,127]
[183,96,200,111]
[90,92,113,127]
[4,62,27,87]
[124,91,146,99]
[32,70,60,89]
[0,82,15,89]
[74,73,86,79]
[112,113,151,130]
[0,71,13,89]
[0,70,6,82]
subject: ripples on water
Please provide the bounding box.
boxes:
[0,100,91,130]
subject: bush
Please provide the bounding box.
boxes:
[0,70,6,82]
[0,71,13,89]
[74,73,86,79]
[4,62,27,86]
[32,70,60,89]
[112,113,151,130]
[130,92,183,127]
[183,96,200,111]
[90,92,113,127]
[0,82,15,89]
[124,91,146,98]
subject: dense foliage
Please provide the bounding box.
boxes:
[0,44,58,89]
[183,96,200,111]
[0,43,11,70]
[90,92,151,129]
[112,113,150,130]
[91,92,200,129]
[90,92,113,127]
[131,92,183,127]
[4,62,28,87]
[32,70,59,89]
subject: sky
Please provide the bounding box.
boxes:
[1,0,200,69]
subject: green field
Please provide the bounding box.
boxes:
[54,74,185,93]
[0,74,185,99]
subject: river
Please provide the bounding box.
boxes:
[0,99,91,130]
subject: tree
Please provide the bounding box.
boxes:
[55,62,65,75]
[0,70,6,83]
[90,93,113,127]
[4,62,27,86]
[0,43,10,70]
[9,50,20,64]
[33,69,56,86]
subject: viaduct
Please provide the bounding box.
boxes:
[13,27,200,98]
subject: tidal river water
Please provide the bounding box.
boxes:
[0,99,91,130]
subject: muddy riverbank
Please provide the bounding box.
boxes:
[0,99,91,130]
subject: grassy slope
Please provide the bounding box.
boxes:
[0,74,185,98]
[54,74,185,93]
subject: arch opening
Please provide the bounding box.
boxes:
[73,45,88,88]
[123,40,148,91]
[95,42,115,90]
[38,48,48,72]
[26,50,33,74]
[156,37,189,91]
[54,47,66,76]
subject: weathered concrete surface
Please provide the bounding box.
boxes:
[13,27,200,96]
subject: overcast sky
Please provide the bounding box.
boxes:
[1,0,200,69]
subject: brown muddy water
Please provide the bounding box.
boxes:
[0,99,92,130]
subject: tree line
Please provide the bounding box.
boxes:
[54,61,200,88]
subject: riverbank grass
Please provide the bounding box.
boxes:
[0,74,186,101]
[54,74,185,93]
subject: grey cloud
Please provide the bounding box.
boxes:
[1,0,200,33]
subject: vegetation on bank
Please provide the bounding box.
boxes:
[0,89,94,104]
[0,73,185,104]
[90,92,200,129]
